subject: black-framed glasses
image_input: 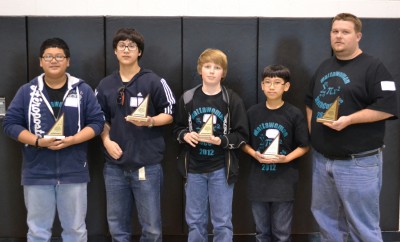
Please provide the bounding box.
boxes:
[41,55,67,62]
[117,86,125,106]
[116,42,138,52]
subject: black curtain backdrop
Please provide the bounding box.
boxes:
[0,16,399,240]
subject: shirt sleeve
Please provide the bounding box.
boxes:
[152,78,176,115]
[3,86,29,140]
[366,61,399,119]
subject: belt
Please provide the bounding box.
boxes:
[322,148,381,160]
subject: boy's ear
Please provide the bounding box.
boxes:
[284,82,291,91]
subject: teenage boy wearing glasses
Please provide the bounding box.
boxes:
[95,28,176,242]
[242,64,309,242]
[3,38,105,241]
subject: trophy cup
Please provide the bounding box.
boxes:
[317,96,340,123]
[262,133,280,159]
[44,113,65,139]
[127,95,149,122]
[198,115,214,139]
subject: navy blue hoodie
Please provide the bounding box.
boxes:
[3,73,105,185]
[96,69,176,171]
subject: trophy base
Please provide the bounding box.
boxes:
[316,118,335,123]
[262,154,279,160]
[198,135,212,140]
[43,135,65,140]
[127,116,148,122]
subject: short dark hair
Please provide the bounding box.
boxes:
[112,28,144,59]
[39,38,70,58]
[262,64,291,83]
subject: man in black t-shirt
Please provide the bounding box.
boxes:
[305,13,398,242]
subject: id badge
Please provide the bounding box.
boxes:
[138,167,146,180]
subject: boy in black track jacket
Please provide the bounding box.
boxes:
[173,48,248,242]
[96,28,175,242]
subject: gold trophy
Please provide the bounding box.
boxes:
[262,133,280,159]
[44,113,65,140]
[317,96,340,123]
[127,95,149,122]
[198,115,214,139]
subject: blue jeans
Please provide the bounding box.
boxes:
[185,167,234,242]
[251,201,293,242]
[311,150,383,242]
[104,163,163,242]
[24,183,87,242]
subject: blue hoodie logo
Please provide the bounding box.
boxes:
[29,85,46,136]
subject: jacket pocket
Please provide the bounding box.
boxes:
[226,150,239,184]
[176,146,189,179]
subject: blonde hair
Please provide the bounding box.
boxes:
[197,48,228,80]
[332,13,362,33]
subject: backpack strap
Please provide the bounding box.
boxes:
[183,84,202,106]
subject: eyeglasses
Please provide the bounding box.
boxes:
[41,55,67,62]
[117,86,125,106]
[263,81,286,87]
[116,43,138,51]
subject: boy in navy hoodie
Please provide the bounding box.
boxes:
[3,38,104,241]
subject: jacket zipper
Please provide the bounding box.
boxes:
[56,151,60,184]
[184,150,189,178]
[226,150,231,183]
[51,86,73,184]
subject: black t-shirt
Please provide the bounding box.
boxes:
[44,79,68,117]
[246,102,309,201]
[305,53,398,157]
[188,89,227,173]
